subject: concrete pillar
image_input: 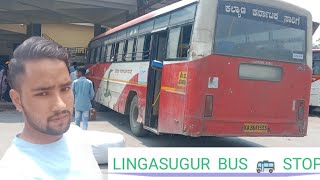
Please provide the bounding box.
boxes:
[27,23,41,37]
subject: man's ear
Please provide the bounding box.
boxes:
[10,89,22,112]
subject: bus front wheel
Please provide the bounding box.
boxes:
[129,95,148,137]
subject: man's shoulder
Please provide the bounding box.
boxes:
[0,143,33,171]
[72,79,79,84]
[86,78,92,83]
[64,125,90,146]
[1,144,20,162]
[85,78,93,84]
[66,124,84,135]
[0,161,23,179]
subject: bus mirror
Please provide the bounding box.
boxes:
[151,60,163,70]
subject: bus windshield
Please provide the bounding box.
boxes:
[214,0,307,63]
[313,51,320,75]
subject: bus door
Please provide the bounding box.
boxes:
[145,28,168,132]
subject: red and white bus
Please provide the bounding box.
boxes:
[86,0,313,137]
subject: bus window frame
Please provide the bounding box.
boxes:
[87,48,92,64]
[106,44,112,62]
[143,33,152,61]
[122,40,129,61]
[117,41,125,62]
[95,46,102,63]
[86,2,198,64]
[91,48,97,64]
[166,22,194,61]
[100,44,106,62]
[126,38,135,61]
[132,38,138,61]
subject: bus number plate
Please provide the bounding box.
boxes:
[243,124,268,133]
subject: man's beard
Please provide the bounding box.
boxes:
[22,105,72,136]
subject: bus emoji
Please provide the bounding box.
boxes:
[257,161,275,173]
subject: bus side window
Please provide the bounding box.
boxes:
[95,47,101,63]
[132,38,138,61]
[88,49,92,64]
[117,41,125,62]
[126,39,134,61]
[136,36,145,61]
[100,45,106,62]
[113,42,119,62]
[143,35,152,61]
[107,44,112,62]
[110,43,117,61]
[177,25,193,58]
[122,40,128,61]
[167,27,181,59]
[91,48,96,63]
[104,45,108,62]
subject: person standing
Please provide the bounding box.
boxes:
[72,66,95,130]
[0,62,10,102]
[69,62,77,73]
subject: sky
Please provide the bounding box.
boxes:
[282,0,320,42]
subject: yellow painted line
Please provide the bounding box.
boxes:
[161,86,179,91]
[87,76,186,94]
[87,76,146,87]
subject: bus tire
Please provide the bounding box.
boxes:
[129,95,148,137]
[269,169,273,173]
[257,169,261,173]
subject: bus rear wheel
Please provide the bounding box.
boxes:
[269,169,273,173]
[129,95,148,137]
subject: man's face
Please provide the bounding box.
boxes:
[13,59,74,136]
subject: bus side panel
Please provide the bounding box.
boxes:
[157,62,189,134]
[182,58,208,136]
[86,63,111,98]
[102,62,148,114]
[87,62,148,116]
[112,63,149,118]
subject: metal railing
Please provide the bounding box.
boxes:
[67,47,88,63]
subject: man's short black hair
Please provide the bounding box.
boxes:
[76,66,86,76]
[72,62,77,66]
[7,36,69,90]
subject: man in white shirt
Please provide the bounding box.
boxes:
[0,37,102,179]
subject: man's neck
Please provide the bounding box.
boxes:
[19,125,62,144]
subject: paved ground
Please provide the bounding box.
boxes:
[1,108,320,154]
[1,106,320,176]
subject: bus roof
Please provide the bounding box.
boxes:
[91,0,313,42]
[92,0,198,41]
